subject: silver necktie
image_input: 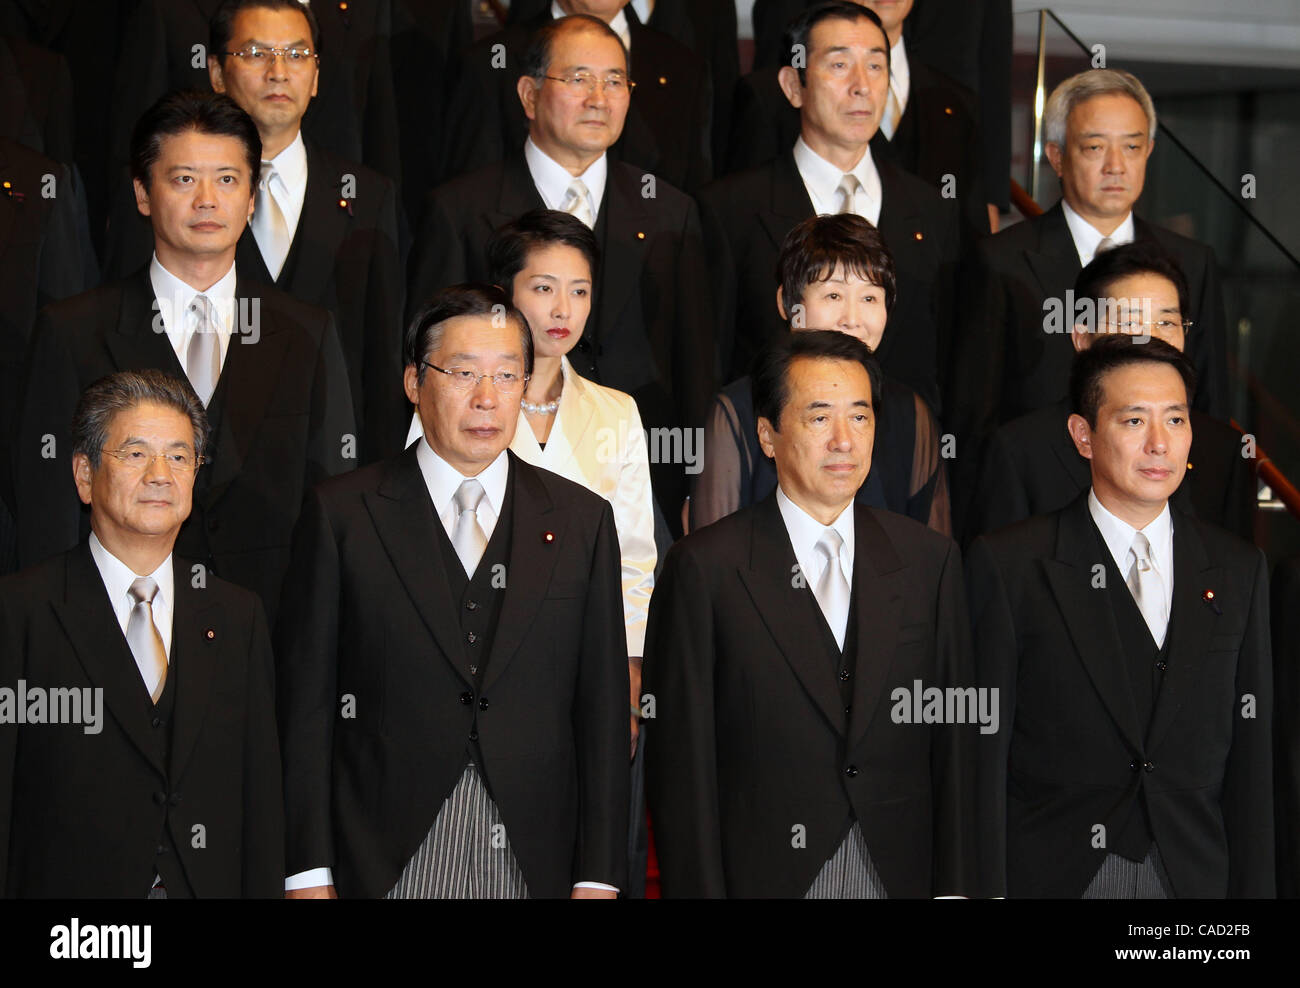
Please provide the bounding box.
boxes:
[126,577,168,703]
[251,161,292,279]
[812,529,851,651]
[452,479,489,578]
[836,173,862,216]
[1126,532,1168,648]
[1095,236,1118,257]
[879,79,903,139]
[185,294,221,407]
[561,178,595,229]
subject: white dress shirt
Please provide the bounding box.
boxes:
[148,253,239,374]
[509,356,657,656]
[1062,199,1136,268]
[552,2,636,49]
[88,532,175,662]
[260,129,309,242]
[793,136,883,224]
[879,35,910,140]
[524,137,607,223]
[285,439,616,893]
[1088,488,1175,634]
[776,485,855,617]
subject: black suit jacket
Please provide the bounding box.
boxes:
[275,448,629,898]
[0,543,282,897]
[15,267,356,622]
[1271,556,1300,898]
[950,202,1229,478]
[725,61,987,235]
[698,148,959,409]
[407,151,714,518]
[645,494,979,898]
[108,0,401,193]
[440,8,712,192]
[968,400,1255,544]
[967,494,1274,897]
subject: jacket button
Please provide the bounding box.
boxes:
[1156,660,1168,671]
[168,793,182,806]
[839,669,850,682]
[459,692,473,705]
[845,765,859,778]
[467,631,477,644]
[156,844,167,855]
[844,705,851,715]
[478,697,490,710]
[1130,759,1139,771]
[1144,761,1155,773]
[151,717,162,729]
[466,600,478,611]
[468,730,478,742]
[153,791,167,805]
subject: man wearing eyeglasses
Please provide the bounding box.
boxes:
[965,242,1253,545]
[409,12,714,536]
[0,368,284,897]
[277,283,629,899]
[15,89,355,626]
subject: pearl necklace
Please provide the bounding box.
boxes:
[521,395,560,415]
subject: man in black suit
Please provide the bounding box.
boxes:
[442,1,712,192]
[727,0,987,237]
[950,68,1228,510]
[1272,556,1300,898]
[968,243,1254,543]
[646,330,980,898]
[968,335,1274,897]
[699,2,958,412]
[104,0,405,461]
[408,13,713,529]
[15,89,355,624]
[277,285,628,899]
[0,368,282,897]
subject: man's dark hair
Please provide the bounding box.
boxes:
[1073,241,1191,327]
[521,13,629,82]
[487,209,600,292]
[777,213,897,317]
[210,0,322,62]
[129,89,262,190]
[782,1,889,86]
[405,284,535,381]
[1069,334,1197,428]
[72,369,211,469]
[752,329,882,433]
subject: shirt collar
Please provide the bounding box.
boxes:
[149,252,238,330]
[524,136,607,218]
[1087,487,1173,571]
[415,437,510,520]
[1061,199,1136,267]
[792,136,880,219]
[263,129,307,192]
[776,485,855,579]
[88,531,175,612]
[889,36,909,101]
[552,2,633,49]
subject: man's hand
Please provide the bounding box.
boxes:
[286,885,338,899]
[571,886,618,899]
[629,657,643,760]
[987,203,1000,234]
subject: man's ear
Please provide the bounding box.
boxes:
[1070,323,1090,352]
[756,416,777,460]
[133,177,152,218]
[403,364,422,406]
[72,453,94,507]
[777,66,804,110]
[1066,413,1094,460]
[208,55,226,93]
[1044,141,1064,178]
[775,285,788,321]
[517,75,540,122]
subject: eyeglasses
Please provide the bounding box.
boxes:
[223,46,318,66]
[1104,319,1194,334]
[103,444,205,473]
[542,72,635,96]
[422,362,528,394]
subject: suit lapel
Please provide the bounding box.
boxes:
[1047,399,1091,490]
[163,557,223,782]
[482,455,564,693]
[1025,203,1081,301]
[593,164,652,347]
[758,151,814,251]
[492,154,547,231]
[1043,496,1144,753]
[1146,511,1222,752]
[103,269,189,380]
[363,447,472,686]
[276,141,349,294]
[845,506,904,755]
[875,162,924,365]
[738,495,845,732]
[547,363,597,474]
[50,545,164,776]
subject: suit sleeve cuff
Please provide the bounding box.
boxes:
[573,881,620,893]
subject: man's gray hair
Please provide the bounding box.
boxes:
[71,369,211,469]
[1043,69,1157,147]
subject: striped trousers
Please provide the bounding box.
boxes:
[385,761,529,899]
[1082,845,1172,899]
[804,821,889,898]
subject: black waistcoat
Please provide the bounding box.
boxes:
[149,659,194,896]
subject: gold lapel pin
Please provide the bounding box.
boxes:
[543,531,555,544]
[206,629,216,640]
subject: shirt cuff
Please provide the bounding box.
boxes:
[573,881,620,893]
[285,867,334,891]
